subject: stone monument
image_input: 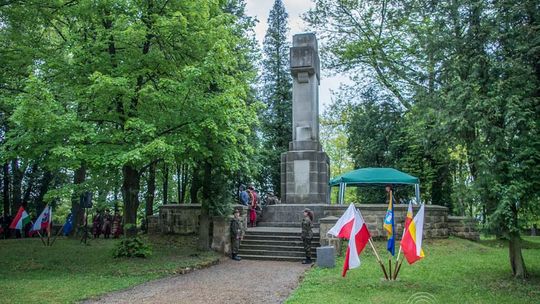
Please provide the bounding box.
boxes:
[280,33,330,204]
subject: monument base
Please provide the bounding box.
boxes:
[280,148,330,204]
[261,204,327,225]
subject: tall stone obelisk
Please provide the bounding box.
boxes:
[280,33,330,204]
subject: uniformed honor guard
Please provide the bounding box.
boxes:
[230,208,244,261]
[301,208,314,264]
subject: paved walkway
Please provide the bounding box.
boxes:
[84,259,310,304]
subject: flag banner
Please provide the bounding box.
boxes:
[9,206,30,230]
[328,203,357,239]
[383,190,395,255]
[400,204,425,264]
[31,205,52,233]
[63,213,74,236]
[342,207,371,277]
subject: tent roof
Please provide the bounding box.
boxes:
[329,167,419,186]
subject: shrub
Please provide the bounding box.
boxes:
[113,237,152,258]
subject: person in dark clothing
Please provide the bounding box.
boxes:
[230,208,244,261]
[301,208,314,264]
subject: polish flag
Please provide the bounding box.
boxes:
[328,204,371,276]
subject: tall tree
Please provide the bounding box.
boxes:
[259,0,292,195]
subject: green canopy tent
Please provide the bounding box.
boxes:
[329,168,421,204]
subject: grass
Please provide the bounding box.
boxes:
[0,235,219,304]
[286,236,540,304]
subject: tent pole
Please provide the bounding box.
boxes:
[415,184,420,204]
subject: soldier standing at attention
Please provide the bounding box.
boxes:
[230,208,244,261]
[301,208,314,264]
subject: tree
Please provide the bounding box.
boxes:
[2,0,259,238]
[259,0,292,195]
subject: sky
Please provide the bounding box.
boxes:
[245,0,350,112]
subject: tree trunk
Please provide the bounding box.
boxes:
[22,163,38,210]
[176,162,182,204]
[180,164,188,204]
[10,159,23,213]
[122,164,140,237]
[35,170,53,213]
[70,166,86,237]
[162,163,169,204]
[198,162,212,250]
[2,162,9,217]
[145,162,156,217]
[190,168,201,205]
[509,233,528,279]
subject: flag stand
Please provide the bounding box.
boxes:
[368,238,389,280]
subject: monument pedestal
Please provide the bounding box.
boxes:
[280,146,329,204]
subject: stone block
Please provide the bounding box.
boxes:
[316,246,336,268]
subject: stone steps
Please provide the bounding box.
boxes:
[256,222,320,228]
[238,226,320,262]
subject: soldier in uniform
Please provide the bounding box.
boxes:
[230,208,244,261]
[301,208,314,264]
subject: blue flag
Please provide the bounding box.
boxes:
[383,191,395,256]
[63,213,74,236]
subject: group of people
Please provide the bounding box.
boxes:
[238,184,281,228]
[92,209,123,239]
[229,200,314,265]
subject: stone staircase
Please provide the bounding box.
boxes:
[238,226,320,262]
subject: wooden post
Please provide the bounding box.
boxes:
[368,238,389,280]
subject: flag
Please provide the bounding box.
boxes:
[341,207,371,277]
[404,201,413,231]
[9,206,31,230]
[328,203,357,239]
[31,205,52,233]
[400,204,425,264]
[63,213,74,236]
[383,190,395,255]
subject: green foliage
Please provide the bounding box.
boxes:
[307,0,539,277]
[113,237,153,258]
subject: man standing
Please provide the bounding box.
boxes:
[247,184,259,227]
[230,208,244,261]
[238,185,249,206]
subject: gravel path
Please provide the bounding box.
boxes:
[84,259,310,304]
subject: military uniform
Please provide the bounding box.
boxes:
[301,214,313,263]
[230,213,244,261]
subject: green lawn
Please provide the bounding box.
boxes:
[0,235,219,303]
[287,237,540,304]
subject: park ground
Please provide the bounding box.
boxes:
[287,236,540,304]
[0,236,219,303]
[0,236,539,303]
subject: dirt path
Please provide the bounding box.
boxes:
[84,259,310,304]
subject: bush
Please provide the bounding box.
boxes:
[113,237,152,258]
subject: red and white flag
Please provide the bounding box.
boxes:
[328,204,371,276]
[31,205,52,233]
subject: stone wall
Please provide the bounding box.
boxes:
[319,204,480,254]
[158,204,201,235]
[147,215,159,234]
[323,204,449,239]
[447,216,480,241]
[210,206,250,255]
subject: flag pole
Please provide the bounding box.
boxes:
[47,213,52,246]
[393,258,404,280]
[36,230,47,246]
[49,222,65,247]
[388,257,392,280]
[368,238,389,280]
